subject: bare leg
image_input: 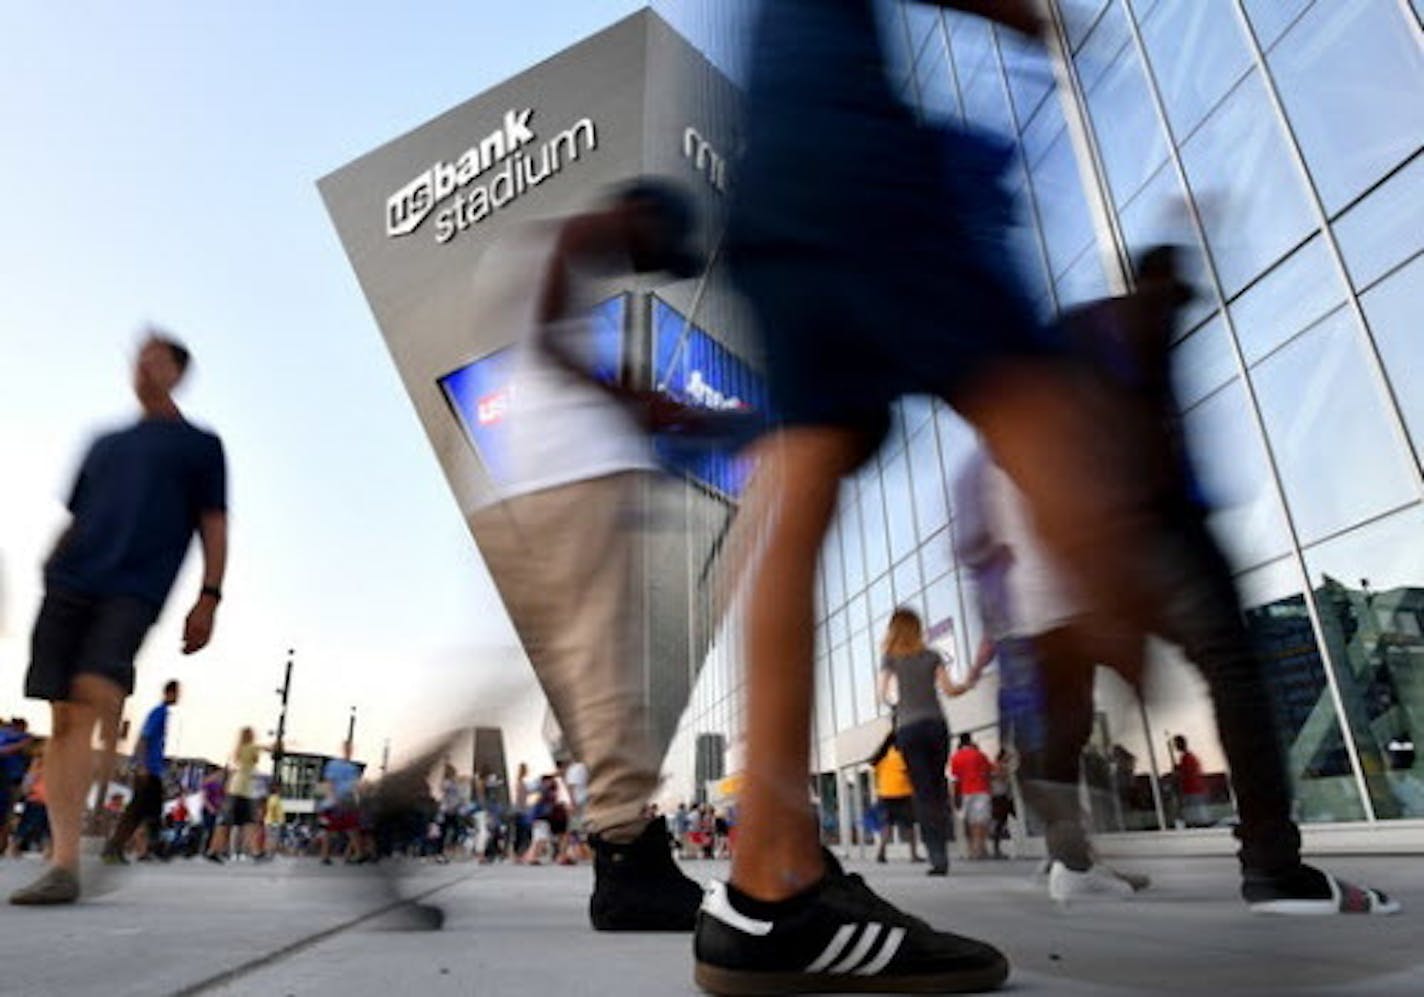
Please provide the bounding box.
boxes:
[730,428,866,901]
[47,675,124,873]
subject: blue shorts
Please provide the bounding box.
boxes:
[728,0,1050,451]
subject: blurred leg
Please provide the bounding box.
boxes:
[730,428,865,901]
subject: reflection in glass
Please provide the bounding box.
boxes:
[1181,71,1316,295]
[908,424,950,537]
[1139,0,1253,140]
[1333,152,1424,292]
[1031,128,1098,277]
[1062,0,1114,52]
[1084,41,1169,207]
[1116,164,1216,330]
[1306,508,1424,818]
[1228,234,1344,364]
[915,33,959,125]
[1268,1,1424,214]
[998,28,1055,124]
[1238,558,1369,823]
[1361,253,1424,468]
[1241,0,1311,50]
[1072,0,1129,93]
[859,469,891,580]
[1251,307,1417,542]
[1181,379,1292,571]
[1172,316,1235,407]
[1055,245,1111,309]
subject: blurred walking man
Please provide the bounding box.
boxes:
[469,181,707,931]
[11,334,226,905]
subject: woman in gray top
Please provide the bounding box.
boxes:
[877,608,987,874]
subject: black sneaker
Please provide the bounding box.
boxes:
[694,854,1008,994]
[589,816,703,932]
[1244,863,1400,915]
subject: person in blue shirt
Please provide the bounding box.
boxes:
[103,680,180,865]
[11,332,228,907]
[0,717,35,854]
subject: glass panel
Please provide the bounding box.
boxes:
[1180,71,1317,296]
[1084,42,1170,207]
[815,647,834,739]
[903,395,935,436]
[908,423,949,537]
[935,406,979,514]
[1089,668,1163,831]
[1242,0,1312,50]
[1055,245,1112,309]
[1020,90,1065,168]
[832,641,856,731]
[998,29,1055,124]
[1182,379,1292,571]
[852,633,881,725]
[1031,128,1097,277]
[1116,163,1216,329]
[1333,152,1424,292]
[915,33,960,125]
[1251,308,1418,542]
[1139,0,1253,140]
[1062,0,1113,52]
[1361,253,1424,468]
[860,469,891,579]
[883,452,918,563]
[823,521,846,610]
[1268,0,1424,214]
[1172,315,1235,408]
[1305,508,1424,818]
[904,5,942,65]
[949,14,996,89]
[920,526,956,586]
[1229,234,1345,363]
[869,574,895,624]
[892,554,923,607]
[839,480,867,595]
[960,47,1015,138]
[1073,0,1129,93]
[1238,557,1369,823]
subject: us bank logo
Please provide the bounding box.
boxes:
[386,109,599,245]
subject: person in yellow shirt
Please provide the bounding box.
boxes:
[869,730,920,865]
[263,786,285,858]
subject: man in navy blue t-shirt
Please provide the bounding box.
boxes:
[11,333,228,906]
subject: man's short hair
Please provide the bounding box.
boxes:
[146,330,192,375]
[163,679,180,697]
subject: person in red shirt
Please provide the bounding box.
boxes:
[1173,735,1210,827]
[950,734,994,860]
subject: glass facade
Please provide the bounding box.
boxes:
[663,0,1423,838]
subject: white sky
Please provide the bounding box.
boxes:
[0,1,656,774]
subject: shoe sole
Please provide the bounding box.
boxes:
[1250,898,1401,916]
[694,959,1009,995]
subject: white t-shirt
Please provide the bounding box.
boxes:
[563,761,589,809]
[470,225,655,505]
[954,448,1082,639]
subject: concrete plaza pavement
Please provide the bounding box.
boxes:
[0,851,1420,996]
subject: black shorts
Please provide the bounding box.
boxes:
[129,773,164,823]
[27,589,158,700]
[224,796,255,827]
[881,797,915,829]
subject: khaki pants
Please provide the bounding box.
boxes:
[470,472,659,841]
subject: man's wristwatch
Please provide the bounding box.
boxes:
[200,585,223,602]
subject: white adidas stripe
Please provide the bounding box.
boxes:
[804,924,857,973]
[828,923,883,974]
[805,922,908,977]
[854,926,906,975]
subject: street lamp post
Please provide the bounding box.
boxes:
[346,706,357,753]
[273,649,294,776]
